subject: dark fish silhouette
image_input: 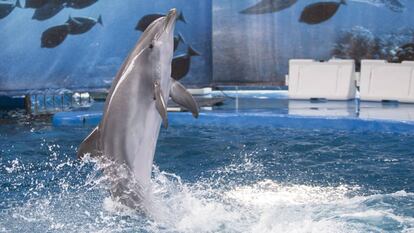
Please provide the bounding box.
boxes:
[171,46,200,80]
[240,0,298,14]
[0,0,20,19]
[135,12,186,32]
[66,15,102,35]
[25,0,48,8]
[299,0,346,25]
[66,0,98,9]
[32,0,65,21]
[41,24,69,48]
[174,33,185,52]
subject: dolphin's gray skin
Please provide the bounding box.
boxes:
[77,9,199,210]
[240,0,298,14]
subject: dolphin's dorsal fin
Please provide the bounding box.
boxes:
[77,126,101,159]
[170,79,199,118]
[154,81,168,128]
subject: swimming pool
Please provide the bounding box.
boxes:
[1,95,414,232]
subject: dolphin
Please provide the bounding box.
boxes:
[77,9,199,210]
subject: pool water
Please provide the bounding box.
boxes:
[1,114,413,233]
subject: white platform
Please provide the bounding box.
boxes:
[287,59,356,100]
[359,60,414,103]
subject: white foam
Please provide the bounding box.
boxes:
[1,160,413,233]
[143,170,414,233]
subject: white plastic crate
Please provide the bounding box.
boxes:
[287,59,356,100]
[359,60,414,103]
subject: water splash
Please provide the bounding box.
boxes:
[1,128,414,232]
[1,155,414,232]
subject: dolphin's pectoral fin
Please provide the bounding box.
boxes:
[77,126,101,159]
[170,79,199,118]
[154,81,168,128]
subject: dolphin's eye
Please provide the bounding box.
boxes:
[149,44,154,49]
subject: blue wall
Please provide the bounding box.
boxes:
[0,0,212,93]
[212,0,414,84]
[1,0,414,93]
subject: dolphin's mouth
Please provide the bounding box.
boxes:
[164,8,177,33]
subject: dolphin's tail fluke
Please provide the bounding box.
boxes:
[340,0,347,5]
[188,46,201,57]
[97,15,103,26]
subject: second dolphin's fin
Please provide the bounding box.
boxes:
[170,79,199,118]
[154,81,168,128]
[77,126,101,159]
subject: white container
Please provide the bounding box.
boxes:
[359,60,414,103]
[287,59,356,100]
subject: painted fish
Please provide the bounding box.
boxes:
[299,0,346,25]
[25,0,48,8]
[349,0,404,12]
[41,24,69,48]
[32,0,65,21]
[66,0,98,9]
[135,12,186,32]
[240,0,298,14]
[174,33,185,52]
[66,15,102,35]
[0,0,20,19]
[171,46,200,80]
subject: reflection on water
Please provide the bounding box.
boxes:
[0,123,413,232]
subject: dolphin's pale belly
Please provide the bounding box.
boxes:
[101,68,162,189]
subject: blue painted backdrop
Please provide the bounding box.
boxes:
[0,0,212,94]
[1,0,414,93]
[213,0,414,85]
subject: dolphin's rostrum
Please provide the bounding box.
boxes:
[77,9,199,211]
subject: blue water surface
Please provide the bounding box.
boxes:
[0,105,414,232]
